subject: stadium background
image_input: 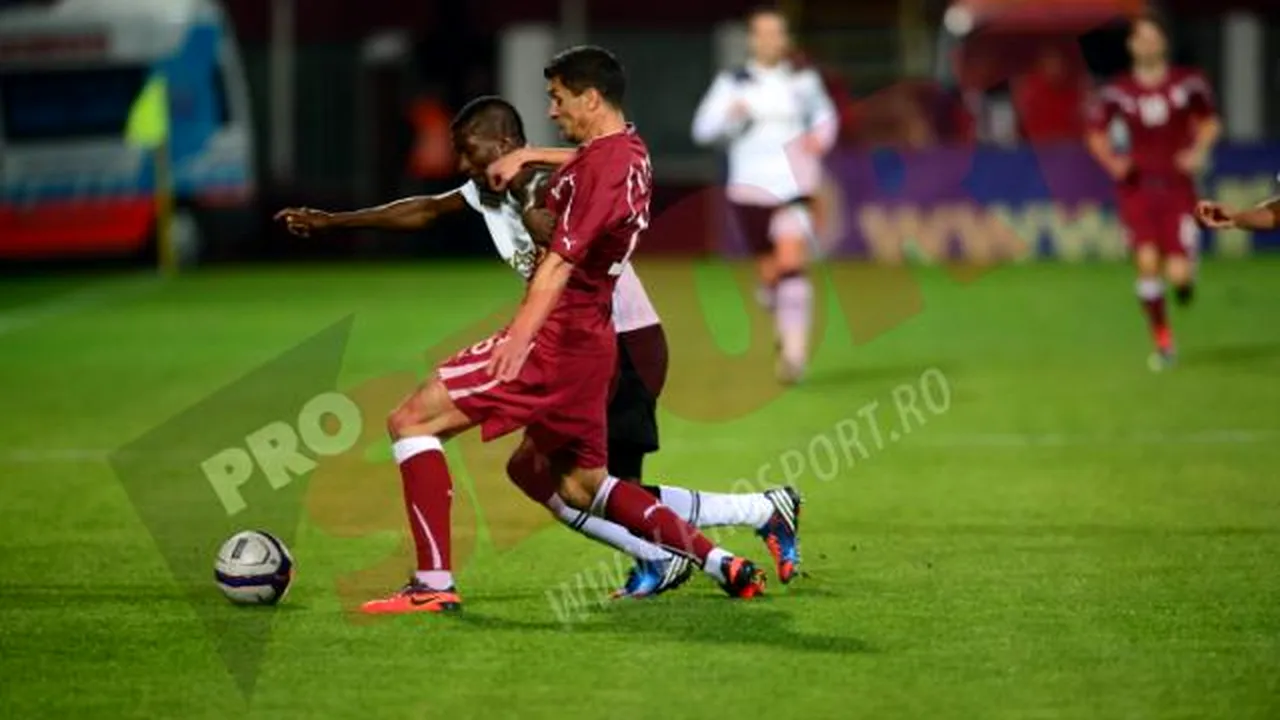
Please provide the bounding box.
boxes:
[235,0,1280,262]
[6,0,1274,264]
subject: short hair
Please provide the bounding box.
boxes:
[747,4,787,25]
[450,96,526,145]
[543,45,626,108]
[1129,12,1168,38]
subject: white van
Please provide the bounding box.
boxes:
[0,0,255,261]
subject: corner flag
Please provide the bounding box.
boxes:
[125,74,170,149]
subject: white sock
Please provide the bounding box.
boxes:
[414,570,454,590]
[756,283,776,311]
[547,494,670,563]
[775,274,812,368]
[656,486,775,529]
[703,547,732,582]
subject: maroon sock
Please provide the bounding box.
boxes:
[1136,279,1170,349]
[602,480,715,563]
[393,438,452,572]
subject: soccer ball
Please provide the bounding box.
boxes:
[214,530,295,605]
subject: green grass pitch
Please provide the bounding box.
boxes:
[1,258,1278,719]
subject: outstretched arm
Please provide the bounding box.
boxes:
[275,190,468,236]
[1196,197,1280,231]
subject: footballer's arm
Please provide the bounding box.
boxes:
[1197,196,1280,231]
[488,250,575,380]
[1177,114,1222,174]
[488,147,576,189]
[275,191,468,236]
[1085,128,1132,182]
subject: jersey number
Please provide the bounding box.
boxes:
[1137,95,1169,127]
[609,160,651,277]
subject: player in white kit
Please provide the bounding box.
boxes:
[276,96,802,597]
[692,7,837,384]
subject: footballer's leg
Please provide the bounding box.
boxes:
[505,437,693,599]
[772,203,814,385]
[362,378,471,614]
[560,467,766,598]
[1167,210,1199,308]
[641,482,804,584]
[614,324,803,583]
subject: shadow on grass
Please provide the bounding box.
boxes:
[1181,342,1280,368]
[450,597,873,656]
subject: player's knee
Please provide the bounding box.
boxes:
[558,467,606,512]
[774,238,808,274]
[1134,245,1160,276]
[386,407,414,439]
[557,478,594,512]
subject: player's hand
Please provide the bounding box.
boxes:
[799,132,826,156]
[274,207,331,237]
[1176,149,1208,175]
[487,150,530,192]
[1105,157,1133,182]
[728,99,751,123]
[487,332,533,382]
[1195,200,1236,230]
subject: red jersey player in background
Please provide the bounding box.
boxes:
[360,46,767,614]
[1196,194,1280,231]
[1086,15,1221,371]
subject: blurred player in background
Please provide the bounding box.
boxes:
[1086,15,1221,371]
[1196,195,1280,231]
[691,6,837,384]
[277,52,784,610]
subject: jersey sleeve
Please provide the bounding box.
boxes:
[549,153,627,265]
[691,72,749,146]
[1085,84,1125,133]
[457,180,483,213]
[797,69,839,152]
[1181,70,1217,118]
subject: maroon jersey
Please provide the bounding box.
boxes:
[1087,67,1216,184]
[542,125,652,355]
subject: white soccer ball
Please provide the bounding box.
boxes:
[214,530,295,605]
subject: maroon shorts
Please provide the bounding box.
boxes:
[1116,183,1199,259]
[437,330,614,470]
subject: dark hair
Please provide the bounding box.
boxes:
[1129,12,1169,38]
[450,96,526,144]
[747,4,788,28]
[543,45,626,107]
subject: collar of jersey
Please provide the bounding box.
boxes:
[581,122,635,148]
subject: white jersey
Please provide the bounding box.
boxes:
[458,179,661,333]
[692,60,837,207]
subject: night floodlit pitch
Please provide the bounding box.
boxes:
[1,259,1278,719]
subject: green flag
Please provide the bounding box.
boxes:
[125,74,169,149]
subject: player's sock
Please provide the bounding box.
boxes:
[775,270,812,374]
[593,475,716,565]
[641,485,775,529]
[546,494,671,562]
[393,436,454,591]
[1136,277,1171,351]
[1174,283,1194,307]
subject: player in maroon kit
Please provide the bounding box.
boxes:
[360,46,767,614]
[1085,15,1221,371]
[1196,195,1280,231]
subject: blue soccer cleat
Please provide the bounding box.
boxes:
[757,486,802,583]
[612,555,693,599]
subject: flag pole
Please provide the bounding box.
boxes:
[154,139,176,276]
